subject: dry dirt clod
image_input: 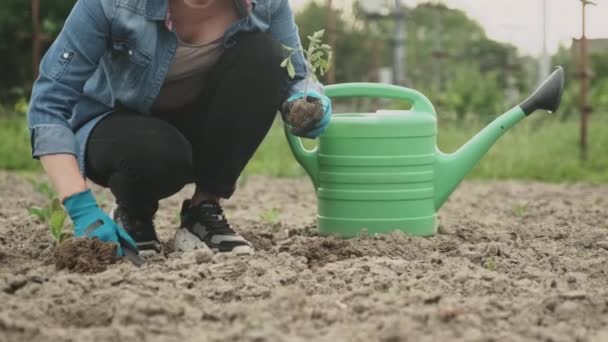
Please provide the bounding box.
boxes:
[594,240,608,250]
[53,238,117,273]
[194,248,214,264]
[288,97,324,135]
[559,291,587,300]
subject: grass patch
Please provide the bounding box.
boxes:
[245,114,608,183]
[243,119,308,178]
[436,115,608,183]
[2,112,607,183]
[0,115,40,171]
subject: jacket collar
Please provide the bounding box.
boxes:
[145,0,256,20]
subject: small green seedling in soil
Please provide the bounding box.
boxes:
[27,180,57,222]
[483,258,497,271]
[512,202,529,217]
[261,208,281,224]
[49,199,69,244]
[28,198,69,245]
[27,205,52,223]
[27,179,69,245]
[281,29,333,135]
[31,179,56,200]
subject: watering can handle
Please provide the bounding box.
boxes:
[285,83,436,189]
[324,83,436,116]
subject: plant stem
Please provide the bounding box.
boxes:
[303,42,316,100]
[303,69,311,100]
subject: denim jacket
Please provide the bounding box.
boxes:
[27,0,320,175]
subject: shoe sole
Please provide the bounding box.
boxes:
[137,241,164,258]
[110,205,162,258]
[173,228,254,256]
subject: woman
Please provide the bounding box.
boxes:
[27,0,332,258]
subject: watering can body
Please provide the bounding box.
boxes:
[286,68,565,237]
[315,109,438,236]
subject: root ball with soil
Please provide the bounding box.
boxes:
[53,238,117,273]
[285,97,324,135]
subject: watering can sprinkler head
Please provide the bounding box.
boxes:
[285,66,565,237]
[520,67,565,115]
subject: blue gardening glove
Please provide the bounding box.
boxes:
[284,90,332,139]
[63,189,138,258]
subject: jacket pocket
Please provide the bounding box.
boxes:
[109,40,152,87]
[49,48,75,80]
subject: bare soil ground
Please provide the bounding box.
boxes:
[1,171,608,342]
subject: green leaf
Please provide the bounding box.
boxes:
[50,210,66,231]
[27,207,41,216]
[49,210,67,244]
[281,58,289,68]
[307,35,322,44]
[312,30,325,39]
[286,62,296,78]
[311,51,324,62]
[33,180,56,199]
[27,207,51,222]
[51,198,62,212]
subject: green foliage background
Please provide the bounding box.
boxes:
[0,0,77,103]
[0,0,606,183]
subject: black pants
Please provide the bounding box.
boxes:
[85,32,287,219]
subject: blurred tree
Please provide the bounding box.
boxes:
[0,0,603,122]
[295,1,534,119]
[295,1,384,85]
[0,0,76,105]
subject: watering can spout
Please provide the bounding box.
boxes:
[434,67,565,210]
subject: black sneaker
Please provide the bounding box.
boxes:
[173,200,254,255]
[111,204,163,256]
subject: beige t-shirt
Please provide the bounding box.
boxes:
[151,38,224,114]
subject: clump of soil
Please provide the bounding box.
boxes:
[281,236,379,268]
[286,97,324,135]
[53,238,117,273]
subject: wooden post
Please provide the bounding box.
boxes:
[392,0,407,86]
[579,0,595,160]
[32,0,42,81]
[326,0,337,84]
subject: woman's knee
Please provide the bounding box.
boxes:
[230,32,286,76]
[88,114,194,191]
[129,125,194,188]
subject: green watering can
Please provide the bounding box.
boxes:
[286,67,565,237]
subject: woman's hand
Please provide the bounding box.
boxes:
[63,189,138,257]
[284,90,332,139]
[40,154,138,257]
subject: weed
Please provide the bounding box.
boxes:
[483,258,498,271]
[512,202,529,217]
[261,208,281,224]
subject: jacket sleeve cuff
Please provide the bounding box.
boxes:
[30,124,78,158]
